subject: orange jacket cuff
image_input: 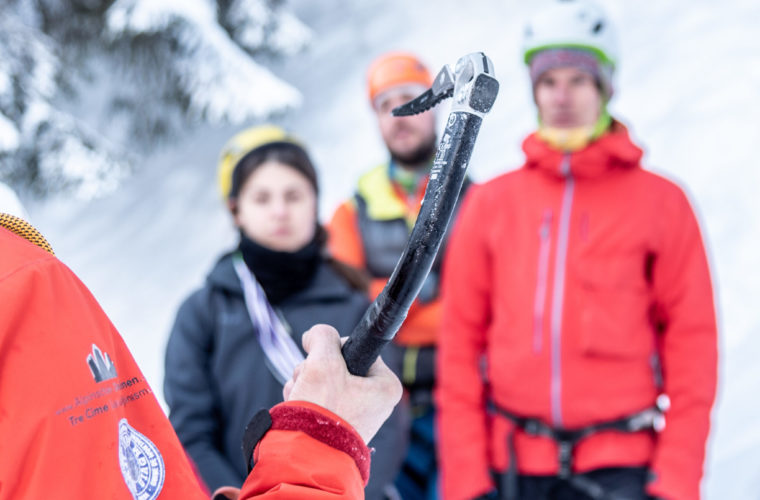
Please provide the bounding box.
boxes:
[265,401,371,485]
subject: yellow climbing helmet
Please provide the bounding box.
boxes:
[217,124,303,199]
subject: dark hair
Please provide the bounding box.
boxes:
[229,142,319,200]
[326,257,372,293]
[315,225,371,293]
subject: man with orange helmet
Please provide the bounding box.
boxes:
[328,51,468,499]
[436,2,717,499]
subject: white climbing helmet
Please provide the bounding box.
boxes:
[522,0,618,68]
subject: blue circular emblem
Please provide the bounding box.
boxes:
[118,418,166,500]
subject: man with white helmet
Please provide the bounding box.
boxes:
[436,1,717,499]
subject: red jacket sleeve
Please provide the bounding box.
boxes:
[436,187,495,499]
[647,188,718,500]
[238,401,370,499]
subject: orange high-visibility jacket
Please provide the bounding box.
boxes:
[436,123,717,500]
[328,164,440,347]
[0,226,369,499]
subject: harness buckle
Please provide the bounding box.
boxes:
[523,419,541,436]
[557,440,574,479]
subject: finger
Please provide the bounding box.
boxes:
[291,361,304,382]
[365,353,394,378]
[365,355,403,404]
[283,360,304,401]
[283,378,294,401]
[301,324,342,361]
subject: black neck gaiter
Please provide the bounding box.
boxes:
[238,230,322,305]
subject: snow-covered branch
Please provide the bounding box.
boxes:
[0,0,311,199]
[106,0,303,123]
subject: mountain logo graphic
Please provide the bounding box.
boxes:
[87,344,117,382]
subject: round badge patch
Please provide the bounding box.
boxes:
[118,418,166,500]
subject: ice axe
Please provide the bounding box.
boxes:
[341,52,499,376]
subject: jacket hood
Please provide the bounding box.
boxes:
[206,252,356,305]
[522,120,644,179]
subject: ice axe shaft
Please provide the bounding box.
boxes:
[341,52,499,376]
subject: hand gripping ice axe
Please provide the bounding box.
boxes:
[341,52,499,376]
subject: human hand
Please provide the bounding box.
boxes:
[283,324,402,443]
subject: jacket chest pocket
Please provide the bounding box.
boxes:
[574,251,655,359]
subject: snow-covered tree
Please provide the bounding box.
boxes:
[0,0,311,199]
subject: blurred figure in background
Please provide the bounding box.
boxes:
[164,125,404,499]
[328,51,469,500]
[437,1,717,499]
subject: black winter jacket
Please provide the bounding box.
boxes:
[164,253,406,498]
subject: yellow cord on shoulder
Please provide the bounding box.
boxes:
[0,212,55,255]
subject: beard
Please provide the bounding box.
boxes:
[389,133,437,168]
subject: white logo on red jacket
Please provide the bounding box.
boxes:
[118,418,165,500]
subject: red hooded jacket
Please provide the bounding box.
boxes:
[0,224,369,499]
[437,123,717,500]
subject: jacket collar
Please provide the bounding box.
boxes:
[522,120,644,179]
[207,252,354,305]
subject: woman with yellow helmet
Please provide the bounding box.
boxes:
[164,125,405,499]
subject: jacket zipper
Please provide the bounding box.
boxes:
[533,210,553,354]
[550,154,574,427]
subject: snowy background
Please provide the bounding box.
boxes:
[18,0,760,497]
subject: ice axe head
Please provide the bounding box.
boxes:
[392,52,499,118]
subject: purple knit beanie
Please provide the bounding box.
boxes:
[529,47,614,99]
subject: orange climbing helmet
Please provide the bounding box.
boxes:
[366,52,432,108]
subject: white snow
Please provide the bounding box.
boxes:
[26,0,760,497]
[0,15,59,103]
[106,0,219,34]
[0,67,10,97]
[20,100,129,200]
[0,112,20,152]
[106,0,303,123]
[225,0,270,49]
[0,181,28,219]
[265,11,312,56]
[177,25,302,122]
[0,12,126,199]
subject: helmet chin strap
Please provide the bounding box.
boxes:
[537,107,611,152]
